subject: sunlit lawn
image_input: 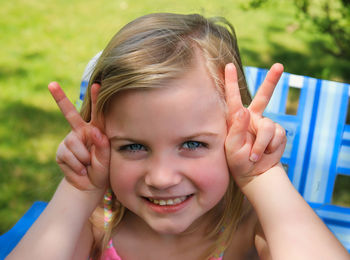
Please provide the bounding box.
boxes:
[1,0,349,234]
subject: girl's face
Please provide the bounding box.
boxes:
[105,56,230,235]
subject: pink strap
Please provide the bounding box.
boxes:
[100,240,122,260]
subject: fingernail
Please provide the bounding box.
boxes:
[250,153,259,162]
[81,168,87,175]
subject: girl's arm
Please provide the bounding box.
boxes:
[7,179,100,260]
[244,163,349,260]
[7,82,110,260]
[224,63,349,259]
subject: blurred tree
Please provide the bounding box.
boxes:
[245,0,350,59]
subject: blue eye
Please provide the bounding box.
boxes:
[119,143,146,152]
[182,141,206,150]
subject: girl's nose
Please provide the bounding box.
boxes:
[144,156,182,190]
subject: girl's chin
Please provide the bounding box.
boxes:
[146,220,192,235]
[144,212,213,236]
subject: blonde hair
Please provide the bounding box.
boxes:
[82,13,251,259]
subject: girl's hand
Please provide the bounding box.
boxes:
[49,82,110,193]
[224,63,287,189]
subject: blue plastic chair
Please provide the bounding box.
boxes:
[1,57,349,258]
[245,66,350,251]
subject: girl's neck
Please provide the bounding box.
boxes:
[112,203,224,259]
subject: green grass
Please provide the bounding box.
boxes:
[1,0,349,234]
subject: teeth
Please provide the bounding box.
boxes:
[148,196,188,206]
[174,198,181,204]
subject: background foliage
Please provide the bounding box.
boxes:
[1,0,349,234]
[246,0,350,77]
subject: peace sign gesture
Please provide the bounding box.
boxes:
[224,63,287,188]
[48,82,110,193]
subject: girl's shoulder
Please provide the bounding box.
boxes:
[70,210,101,260]
[224,200,270,260]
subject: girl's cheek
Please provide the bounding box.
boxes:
[199,165,229,189]
[109,156,140,185]
[189,152,230,187]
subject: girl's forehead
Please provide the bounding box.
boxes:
[108,64,223,113]
[105,50,226,118]
[104,60,227,137]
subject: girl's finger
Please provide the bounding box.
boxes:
[64,132,91,166]
[258,138,287,169]
[249,63,284,115]
[89,127,110,189]
[249,117,275,162]
[226,107,250,151]
[90,83,104,130]
[58,163,94,191]
[56,142,87,176]
[90,127,110,169]
[266,124,286,154]
[48,82,86,131]
[224,63,244,126]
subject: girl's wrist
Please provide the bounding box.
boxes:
[237,162,285,196]
[58,178,106,213]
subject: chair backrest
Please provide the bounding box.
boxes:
[245,66,350,203]
[76,51,102,110]
[245,66,350,251]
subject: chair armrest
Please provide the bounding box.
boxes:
[0,201,47,259]
[310,203,350,253]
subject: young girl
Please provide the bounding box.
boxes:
[8,13,349,260]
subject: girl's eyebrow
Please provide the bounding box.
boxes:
[183,132,218,139]
[109,135,140,143]
[109,132,218,142]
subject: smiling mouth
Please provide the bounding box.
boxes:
[144,195,193,206]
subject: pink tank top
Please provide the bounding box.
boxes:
[100,240,122,260]
[100,240,224,260]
